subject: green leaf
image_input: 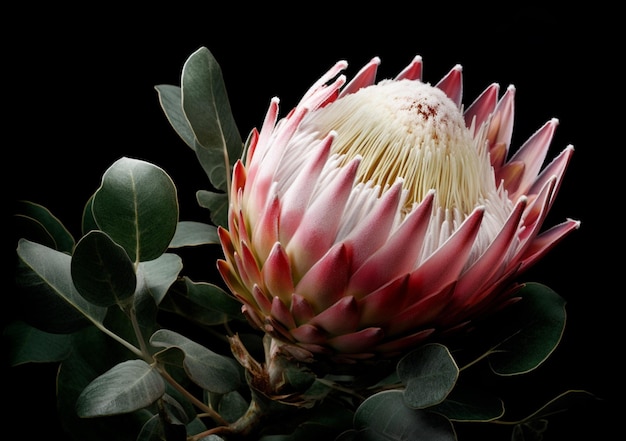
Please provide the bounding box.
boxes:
[354,390,456,441]
[519,389,598,423]
[92,157,179,263]
[181,46,243,192]
[197,189,229,228]
[136,253,183,305]
[14,200,75,253]
[159,282,241,328]
[512,419,549,441]
[56,327,153,440]
[81,194,99,236]
[429,382,504,421]
[488,283,566,375]
[170,220,219,247]
[398,343,459,409]
[218,390,249,424]
[184,278,244,321]
[155,84,197,150]
[76,359,165,417]
[13,213,57,250]
[150,329,241,394]
[16,239,107,333]
[3,320,72,365]
[71,230,137,307]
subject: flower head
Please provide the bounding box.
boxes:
[217,55,579,362]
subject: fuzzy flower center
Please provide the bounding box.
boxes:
[309,79,492,215]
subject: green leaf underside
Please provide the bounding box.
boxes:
[354,390,456,441]
[136,253,183,306]
[92,157,179,263]
[398,343,459,409]
[197,189,229,228]
[76,359,165,417]
[4,320,72,365]
[150,329,241,394]
[430,382,505,422]
[15,200,75,252]
[16,239,107,333]
[181,46,243,192]
[155,84,197,150]
[170,220,219,247]
[488,283,566,375]
[71,230,137,307]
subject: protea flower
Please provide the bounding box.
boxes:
[217,55,579,363]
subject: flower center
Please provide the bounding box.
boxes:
[309,79,492,215]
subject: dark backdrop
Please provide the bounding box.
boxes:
[5,5,618,439]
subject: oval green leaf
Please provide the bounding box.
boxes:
[150,329,241,394]
[16,239,107,333]
[197,189,228,228]
[15,200,75,253]
[181,46,243,192]
[155,84,197,150]
[430,382,504,422]
[169,220,219,247]
[71,230,137,307]
[354,390,456,441]
[92,157,179,263]
[76,359,165,417]
[398,343,459,409]
[488,282,566,375]
[136,253,183,305]
[4,320,72,365]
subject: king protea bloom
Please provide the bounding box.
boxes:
[217,55,579,362]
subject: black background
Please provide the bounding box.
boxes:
[5,4,619,439]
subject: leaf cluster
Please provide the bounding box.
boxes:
[7,47,596,441]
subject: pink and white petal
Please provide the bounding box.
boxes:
[394,55,423,81]
[435,65,463,107]
[248,98,280,173]
[252,189,281,261]
[517,177,556,243]
[244,127,259,166]
[495,160,525,194]
[300,60,348,104]
[348,191,435,294]
[241,304,265,330]
[237,241,263,289]
[408,207,484,295]
[290,293,316,325]
[388,282,455,333]
[286,158,360,278]
[251,284,272,315]
[279,133,334,241]
[309,296,360,335]
[217,259,248,301]
[270,296,296,330]
[217,226,236,263]
[342,181,405,271]
[327,328,385,354]
[373,329,435,356]
[358,275,410,326]
[454,197,528,301]
[339,57,380,98]
[506,119,559,197]
[290,323,328,345]
[517,219,580,273]
[295,243,351,311]
[487,85,515,167]
[464,83,499,132]
[262,242,295,303]
[527,145,574,206]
